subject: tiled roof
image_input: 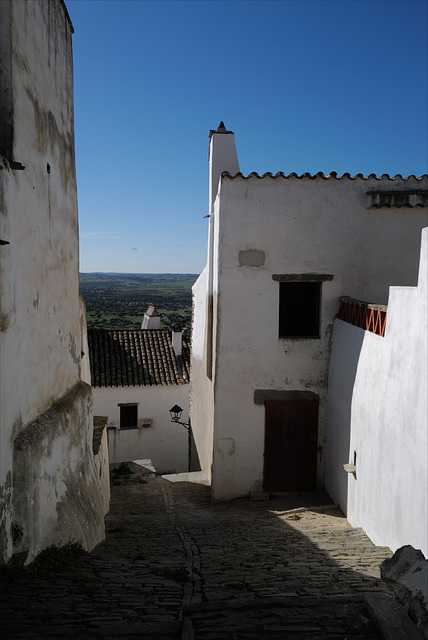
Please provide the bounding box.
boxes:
[222,171,428,181]
[87,329,190,388]
[366,190,428,208]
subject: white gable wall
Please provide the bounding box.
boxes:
[326,228,427,556]
[92,384,189,474]
[191,266,215,482]
[192,173,427,500]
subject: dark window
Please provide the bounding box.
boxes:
[120,404,138,429]
[279,282,321,338]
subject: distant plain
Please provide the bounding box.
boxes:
[79,273,198,334]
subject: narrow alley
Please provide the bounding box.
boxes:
[0,466,398,639]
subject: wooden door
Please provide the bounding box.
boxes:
[263,400,318,492]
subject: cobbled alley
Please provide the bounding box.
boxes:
[0,466,400,639]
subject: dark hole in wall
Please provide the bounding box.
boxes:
[279,282,321,338]
[119,405,138,429]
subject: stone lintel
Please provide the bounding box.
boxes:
[272,274,334,282]
[254,390,319,405]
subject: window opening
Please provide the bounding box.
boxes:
[279,281,321,338]
[119,404,138,429]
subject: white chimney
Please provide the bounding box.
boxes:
[209,121,240,214]
[141,305,161,330]
[171,323,183,357]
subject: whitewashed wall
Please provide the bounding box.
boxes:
[209,126,240,213]
[92,384,189,474]
[190,267,215,482]
[0,0,107,563]
[94,425,111,515]
[80,295,92,386]
[192,170,428,501]
[1,1,82,424]
[326,228,427,556]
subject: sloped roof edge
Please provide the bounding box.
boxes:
[222,171,428,181]
[87,328,190,388]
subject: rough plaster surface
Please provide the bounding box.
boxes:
[0,472,12,563]
[381,546,428,638]
[191,129,428,501]
[326,228,427,557]
[0,0,80,430]
[239,249,266,267]
[0,0,108,564]
[13,382,106,564]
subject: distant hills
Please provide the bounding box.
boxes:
[79,273,197,332]
[79,273,199,277]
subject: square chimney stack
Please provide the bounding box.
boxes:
[209,121,240,214]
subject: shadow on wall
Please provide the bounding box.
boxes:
[325,321,365,514]
[189,428,202,473]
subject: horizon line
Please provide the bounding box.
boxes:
[79,271,200,275]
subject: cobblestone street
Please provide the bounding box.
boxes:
[0,469,396,639]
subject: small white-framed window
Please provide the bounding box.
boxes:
[119,403,138,429]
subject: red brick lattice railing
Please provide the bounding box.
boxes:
[337,296,387,337]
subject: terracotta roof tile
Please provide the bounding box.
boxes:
[222,171,428,181]
[366,189,428,208]
[87,329,190,388]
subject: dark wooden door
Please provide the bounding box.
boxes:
[263,400,318,492]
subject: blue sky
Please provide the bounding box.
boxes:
[67,0,428,274]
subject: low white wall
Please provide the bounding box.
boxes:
[190,267,214,482]
[93,384,189,474]
[94,425,111,516]
[326,228,428,556]
[80,295,92,386]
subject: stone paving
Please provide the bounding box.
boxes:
[0,468,396,639]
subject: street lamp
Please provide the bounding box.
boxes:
[169,404,189,429]
[169,404,192,471]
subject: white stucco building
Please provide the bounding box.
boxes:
[326,227,428,556]
[0,0,108,565]
[88,321,191,474]
[191,122,428,502]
